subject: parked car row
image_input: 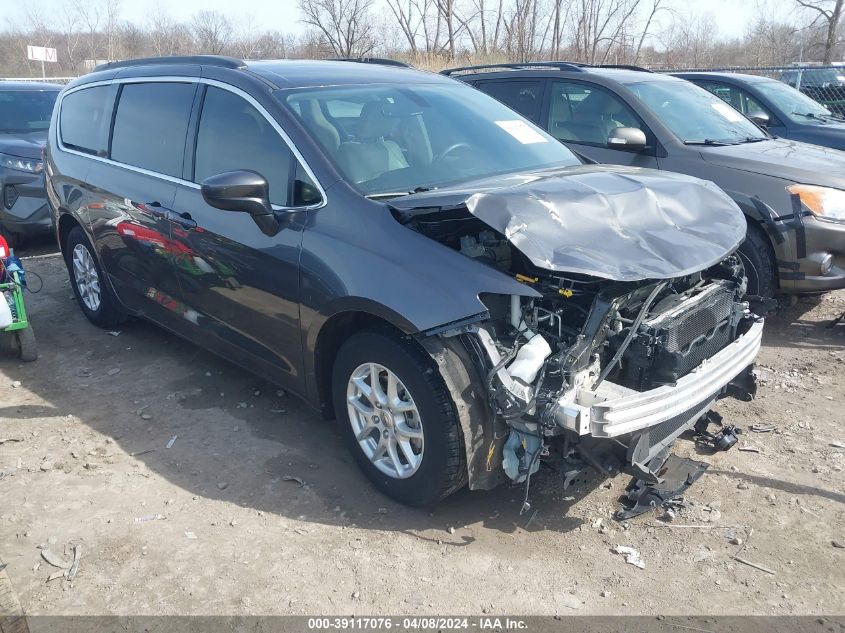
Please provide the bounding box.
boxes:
[446,62,845,298]
[1,56,840,508]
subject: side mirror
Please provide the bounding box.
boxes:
[607,127,647,151]
[748,111,770,128]
[201,170,280,236]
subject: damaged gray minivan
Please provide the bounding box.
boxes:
[47,57,764,507]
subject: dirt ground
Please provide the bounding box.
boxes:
[0,246,843,617]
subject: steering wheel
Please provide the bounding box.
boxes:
[432,142,473,164]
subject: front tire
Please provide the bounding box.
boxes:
[65,226,127,328]
[332,329,466,506]
[737,221,777,299]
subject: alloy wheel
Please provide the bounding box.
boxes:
[346,362,425,479]
[72,243,101,312]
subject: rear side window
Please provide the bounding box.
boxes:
[194,86,294,206]
[111,82,195,178]
[60,86,112,155]
[476,80,545,122]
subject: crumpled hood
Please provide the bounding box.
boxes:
[0,131,47,160]
[391,165,746,281]
[698,137,845,187]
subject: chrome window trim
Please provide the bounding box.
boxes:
[56,76,327,211]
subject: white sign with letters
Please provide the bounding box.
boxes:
[27,45,57,63]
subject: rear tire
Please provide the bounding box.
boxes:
[737,222,777,298]
[332,329,466,506]
[15,327,37,362]
[65,226,127,328]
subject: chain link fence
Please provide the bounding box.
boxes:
[660,64,845,115]
[1,76,77,85]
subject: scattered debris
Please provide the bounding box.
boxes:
[217,482,229,490]
[185,532,197,539]
[46,570,66,583]
[733,556,775,575]
[832,540,844,549]
[66,545,81,580]
[106,368,121,376]
[0,437,23,445]
[737,481,751,490]
[448,526,456,535]
[130,448,156,457]
[41,549,70,569]
[613,545,645,569]
[738,445,762,453]
[750,423,776,433]
[107,331,121,337]
[616,455,708,520]
[282,475,305,487]
[134,514,165,523]
[524,509,539,529]
[377,508,387,514]
[166,435,177,449]
[10,380,21,388]
[830,441,845,449]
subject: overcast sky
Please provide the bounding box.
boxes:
[1,0,793,41]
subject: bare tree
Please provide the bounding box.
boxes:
[297,0,377,57]
[191,10,233,55]
[148,7,189,57]
[795,0,844,63]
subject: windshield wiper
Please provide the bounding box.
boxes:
[738,136,768,143]
[792,111,837,123]
[366,186,436,201]
[683,139,736,146]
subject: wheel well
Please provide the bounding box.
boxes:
[57,213,81,257]
[744,216,780,290]
[314,311,411,419]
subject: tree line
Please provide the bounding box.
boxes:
[1,0,843,78]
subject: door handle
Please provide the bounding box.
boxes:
[170,211,197,230]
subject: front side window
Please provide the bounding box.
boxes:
[111,82,195,177]
[547,81,644,146]
[194,86,298,207]
[0,90,58,133]
[60,86,112,155]
[281,83,580,196]
[476,80,545,121]
[696,81,768,116]
[627,80,767,144]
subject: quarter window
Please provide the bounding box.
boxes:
[60,86,113,155]
[194,86,296,207]
[111,82,195,177]
[548,81,643,146]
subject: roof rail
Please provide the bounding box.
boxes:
[94,55,246,72]
[441,61,586,76]
[596,64,653,73]
[332,57,411,68]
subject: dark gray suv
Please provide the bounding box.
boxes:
[451,62,845,297]
[0,81,61,246]
[46,57,762,506]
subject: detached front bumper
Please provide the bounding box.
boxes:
[554,319,764,438]
[0,167,52,237]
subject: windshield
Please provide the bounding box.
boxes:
[628,80,767,144]
[280,83,581,196]
[802,68,845,86]
[0,89,58,133]
[755,80,834,123]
